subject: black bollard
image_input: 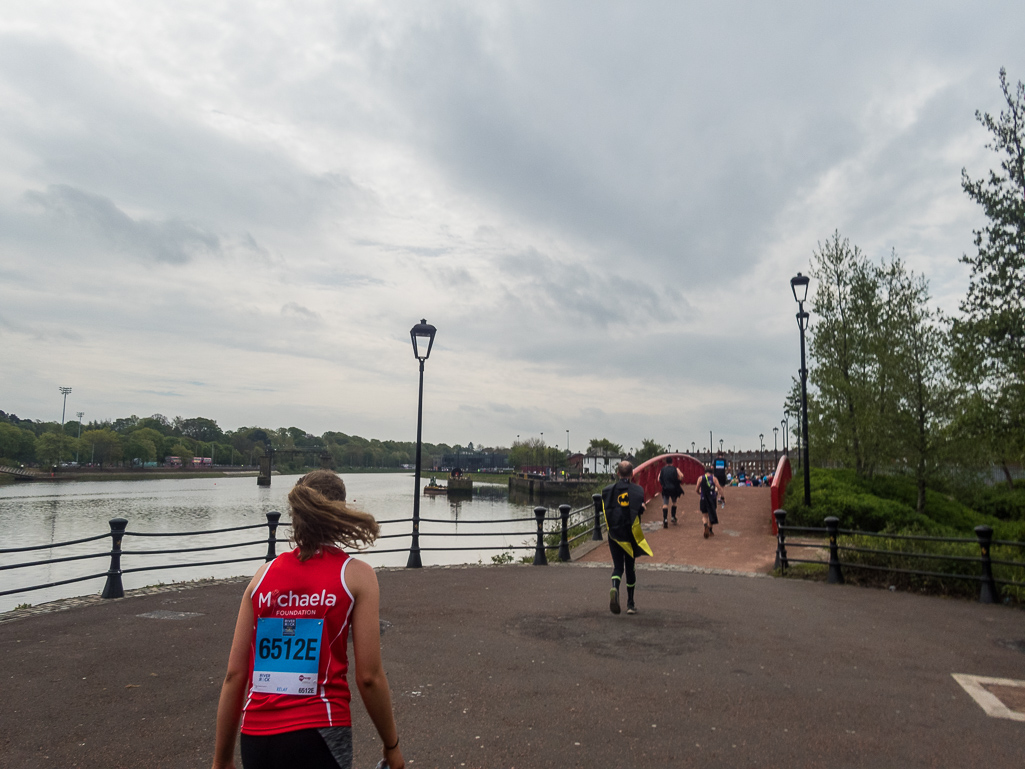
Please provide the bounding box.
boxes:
[101,518,128,599]
[591,493,604,541]
[265,511,281,562]
[975,525,999,604]
[558,504,571,562]
[773,509,788,572]
[533,506,548,566]
[825,516,844,584]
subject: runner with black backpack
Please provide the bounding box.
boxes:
[696,464,726,539]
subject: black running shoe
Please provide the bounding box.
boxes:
[609,586,621,614]
[626,602,637,615]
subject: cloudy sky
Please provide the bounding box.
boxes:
[1,1,1022,454]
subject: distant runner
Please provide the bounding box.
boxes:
[658,456,686,528]
[696,464,726,539]
[713,453,728,486]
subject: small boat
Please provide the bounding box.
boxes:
[423,479,446,495]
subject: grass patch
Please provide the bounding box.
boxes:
[774,562,826,580]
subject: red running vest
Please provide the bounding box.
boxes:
[240,546,355,735]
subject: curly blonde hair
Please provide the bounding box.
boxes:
[287,470,380,560]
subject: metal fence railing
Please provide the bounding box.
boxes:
[1,496,608,605]
[772,509,1025,604]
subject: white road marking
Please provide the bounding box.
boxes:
[952,674,1025,722]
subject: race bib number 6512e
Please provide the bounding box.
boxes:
[252,617,323,696]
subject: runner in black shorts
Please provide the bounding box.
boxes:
[658,456,685,528]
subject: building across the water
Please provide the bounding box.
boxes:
[433,450,509,472]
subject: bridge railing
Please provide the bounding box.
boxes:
[772,509,1025,604]
[769,455,792,533]
[631,454,705,503]
[0,500,604,606]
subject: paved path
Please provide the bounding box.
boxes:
[579,486,777,574]
[2,564,1023,768]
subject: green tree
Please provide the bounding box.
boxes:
[634,439,667,464]
[0,422,37,463]
[884,258,952,513]
[127,428,166,460]
[587,438,624,455]
[81,429,123,468]
[170,442,194,466]
[508,437,546,470]
[124,433,157,465]
[34,432,65,467]
[952,68,1025,486]
[808,232,891,476]
[111,415,140,433]
[137,414,172,434]
[175,417,224,442]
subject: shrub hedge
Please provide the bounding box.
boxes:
[781,468,1025,539]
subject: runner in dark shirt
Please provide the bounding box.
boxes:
[658,456,685,528]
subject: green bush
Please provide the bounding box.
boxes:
[782,468,1009,536]
[779,469,1025,603]
[836,533,1024,604]
[970,486,1025,522]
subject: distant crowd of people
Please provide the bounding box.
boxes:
[725,469,774,487]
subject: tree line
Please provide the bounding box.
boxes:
[798,69,1025,511]
[0,412,496,472]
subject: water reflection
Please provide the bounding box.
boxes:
[0,473,553,612]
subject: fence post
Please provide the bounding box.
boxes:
[975,525,999,604]
[825,516,844,584]
[101,518,128,599]
[773,509,788,572]
[591,493,604,541]
[533,506,548,566]
[558,504,571,562]
[265,511,281,562]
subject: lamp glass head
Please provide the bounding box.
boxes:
[410,319,437,361]
[790,272,810,304]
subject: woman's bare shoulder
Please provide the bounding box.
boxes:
[243,561,272,595]
[344,556,378,592]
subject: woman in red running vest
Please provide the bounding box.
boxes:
[212,471,404,769]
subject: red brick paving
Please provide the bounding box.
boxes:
[578,485,777,573]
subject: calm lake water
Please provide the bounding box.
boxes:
[0,473,579,613]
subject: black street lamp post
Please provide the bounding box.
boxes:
[781,416,789,455]
[772,426,778,466]
[407,319,437,568]
[791,272,812,506]
[759,433,764,474]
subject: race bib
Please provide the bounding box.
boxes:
[252,618,323,696]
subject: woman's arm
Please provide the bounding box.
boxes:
[211,566,265,769]
[348,559,405,769]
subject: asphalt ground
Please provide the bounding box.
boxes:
[2,562,1024,769]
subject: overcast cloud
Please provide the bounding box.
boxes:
[1,1,1022,454]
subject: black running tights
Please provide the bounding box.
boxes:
[609,542,636,586]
